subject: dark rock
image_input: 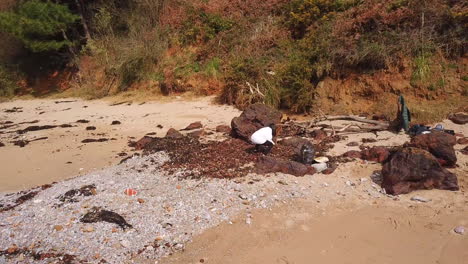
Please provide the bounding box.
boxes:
[362,138,377,143]
[181,121,202,131]
[86,126,96,131]
[300,142,315,165]
[342,150,362,159]
[381,147,458,195]
[157,124,163,129]
[346,142,359,147]
[12,140,28,147]
[231,104,281,141]
[81,138,109,143]
[0,142,4,147]
[188,129,205,138]
[410,131,457,166]
[76,119,90,123]
[457,137,468,145]
[146,132,157,135]
[111,120,121,125]
[280,137,309,153]
[135,136,154,150]
[361,146,390,163]
[448,112,468,125]
[58,185,96,203]
[215,125,231,133]
[461,146,468,155]
[256,156,313,176]
[165,128,184,139]
[310,129,328,141]
[59,124,73,128]
[81,207,132,229]
[256,141,274,155]
[117,152,127,157]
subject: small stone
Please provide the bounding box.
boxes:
[155,236,164,241]
[410,196,431,203]
[238,194,248,200]
[112,227,118,233]
[82,226,95,232]
[345,180,354,186]
[246,217,252,225]
[7,244,18,254]
[176,185,182,190]
[94,253,101,259]
[120,239,131,248]
[199,258,205,263]
[242,201,250,205]
[360,178,368,183]
[111,120,121,125]
[54,225,63,231]
[278,180,288,185]
[137,198,145,204]
[454,226,465,235]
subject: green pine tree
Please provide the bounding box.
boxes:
[0,0,80,52]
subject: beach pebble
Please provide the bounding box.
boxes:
[238,194,248,200]
[454,226,465,235]
[81,226,95,233]
[410,196,431,203]
[53,225,63,231]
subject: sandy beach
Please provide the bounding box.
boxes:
[0,97,467,264]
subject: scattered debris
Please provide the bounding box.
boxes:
[111,120,121,125]
[410,196,431,203]
[17,125,57,134]
[81,138,109,143]
[124,188,138,196]
[86,126,96,131]
[3,107,23,113]
[76,119,90,123]
[55,100,76,104]
[81,207,132,230]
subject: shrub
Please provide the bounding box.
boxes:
[181,11,233,44]
[0,65,21,97]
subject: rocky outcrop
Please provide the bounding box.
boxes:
[409,131,457,166]
[215,125,231,133]
[256,156,315,177]
[381,147,459,195]
[231,104,281,140]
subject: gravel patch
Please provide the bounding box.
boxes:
[0,152,326,263]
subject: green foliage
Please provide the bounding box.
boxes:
[284,0,360,38]
[0,65,21,97]
[411,54,431,83]
[181,11,233,44]
[0,0,80,52]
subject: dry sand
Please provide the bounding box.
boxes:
[0,96,240,192]
[1,97,467,263]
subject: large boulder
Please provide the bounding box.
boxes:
[382,147,458,195]
[231,104,282,141]
[409,131,457,166]
[256,156,315,177]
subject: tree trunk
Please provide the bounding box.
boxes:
[74,0,91,41]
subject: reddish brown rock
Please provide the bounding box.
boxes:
[310,129,328,141]
[165,128,184,139]
[362,138,377,143]
[215,125,231,133]
[342,150,362,159]
[361,146,390,163]
[410,131,457,166]
[256,156,313,177]
[382,147,459,195]
[457,137,468,145]
[188,129,205,138]
[231,104,281,141]
[135,136,154,150]
[280,137,310,153]
[448,112,468,125]
[181,121,202,131]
